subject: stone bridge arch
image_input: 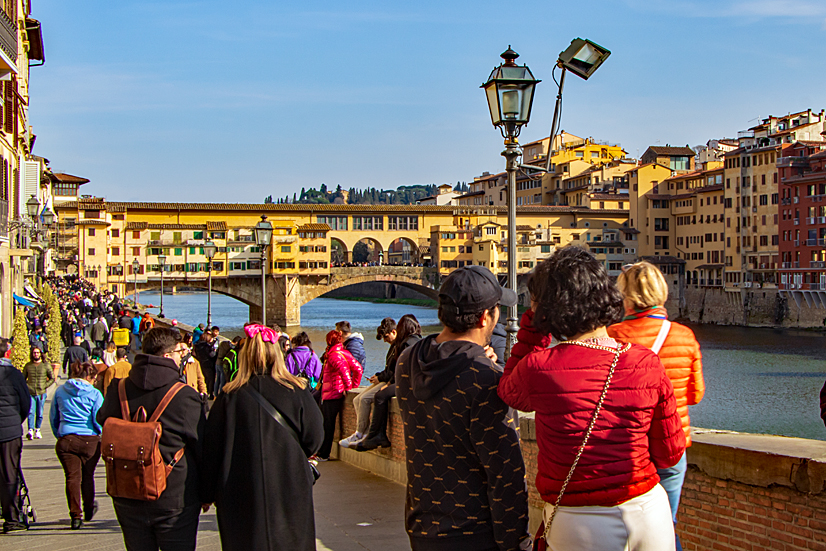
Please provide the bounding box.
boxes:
[300,267,439,306]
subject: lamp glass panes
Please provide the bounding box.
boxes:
[254,216,273,247]
[204,241,218,260]
[481,48,540,131]
[558,38,611,81]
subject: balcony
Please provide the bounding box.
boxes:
[0,199,6,240]
[777,156,809,168]
[811,261,826,269]
[782,198,791,206]
[810,283,824,291]
[782,262,792,269]
[794,240,800,247]
[819,217,826,224]
[807,217,817,225]
[806,239,826,247]
[794,197,800,204]
[794,219,799,225]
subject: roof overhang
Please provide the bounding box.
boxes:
[25,19,44,65]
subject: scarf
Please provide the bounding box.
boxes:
[622,305,668,321]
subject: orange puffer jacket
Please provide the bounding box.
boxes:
[608,309,704,445]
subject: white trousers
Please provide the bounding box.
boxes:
[544,484,675,551]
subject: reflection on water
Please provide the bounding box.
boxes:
[135,291,826,441]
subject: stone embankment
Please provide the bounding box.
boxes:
[338,389,826,551]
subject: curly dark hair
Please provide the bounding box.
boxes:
[532,246,624,340]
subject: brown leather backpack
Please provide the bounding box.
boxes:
[101,379,186,501]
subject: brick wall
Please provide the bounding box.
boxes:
[338,390,826,549]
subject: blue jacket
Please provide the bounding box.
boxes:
[343,333,366,371]
[50,379,103,437]
[131,316,141,335]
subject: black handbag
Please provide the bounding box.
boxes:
[242,385,320,484]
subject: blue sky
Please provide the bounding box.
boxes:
[29,0,826,202]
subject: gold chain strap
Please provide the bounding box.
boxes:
[546,340,631,530]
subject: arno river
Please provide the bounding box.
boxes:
[137,291,826,442]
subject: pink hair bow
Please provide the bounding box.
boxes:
[244,324,281,343]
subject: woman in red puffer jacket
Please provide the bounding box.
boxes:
[499,247,685,551]
[316,330,363,460]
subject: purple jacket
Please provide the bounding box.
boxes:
[284,347,322,381]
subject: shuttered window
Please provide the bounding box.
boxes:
[4,78,14,134]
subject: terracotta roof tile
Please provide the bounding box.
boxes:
[52,173,90,184]
[206,221,227,231]
[646,146,696,156]
[297,223,332,231]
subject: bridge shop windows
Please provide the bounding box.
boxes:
[299,261,328,270]
[317,216,347,230]
[275,262,296,269]
[353,216,383,231]
[388,216,418,231]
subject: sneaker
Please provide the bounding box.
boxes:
[34,429,42,439]
[71,518,83,530]
[311,455,329,462]
[2,521,28,533]
[354,435,391,452]
[338,432,364,449]
[26,429,33,440]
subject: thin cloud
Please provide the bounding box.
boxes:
[622,0,826,19]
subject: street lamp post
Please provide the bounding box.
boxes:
[253,215,273,325]
[132,258,141,305]
[158,253,167,318]
[482,47,540,359]
[204,241,218,328]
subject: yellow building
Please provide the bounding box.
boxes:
[628,162,675,257]
[0,1,46,335]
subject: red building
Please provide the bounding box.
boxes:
[778,141,826,290]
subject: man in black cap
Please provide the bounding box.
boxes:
[395,265,531,551]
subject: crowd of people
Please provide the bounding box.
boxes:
[0,250,707,551]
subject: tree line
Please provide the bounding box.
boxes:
[264,182,470,205]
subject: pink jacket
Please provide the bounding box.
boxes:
[321,344,363,401]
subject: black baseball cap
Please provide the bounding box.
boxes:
[439,265,517,314]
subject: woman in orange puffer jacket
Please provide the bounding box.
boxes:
[607,261,704,551]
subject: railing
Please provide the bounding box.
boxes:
[148,240,183,246]
[811,261,826,269]
[810,283,823,291]
[0,199,7,240]
[794,240,800,247]
[782,198,791,205]
[807,217,817,225]
[782,262,793,268]
[776,156,809,168]
[806,238,826,247]
[794,219,799,225]
[819,217,826,224]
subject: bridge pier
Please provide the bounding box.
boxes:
[248,275,303,327]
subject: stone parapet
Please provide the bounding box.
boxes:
[338,389,826,549]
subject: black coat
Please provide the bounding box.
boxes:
[0,360,30,442]
[97,353,207,510]
[202,375,324,551]
[62,345,89,372]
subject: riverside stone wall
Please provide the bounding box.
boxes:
[337,390,826,550]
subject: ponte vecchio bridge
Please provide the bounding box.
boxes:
[54,200,630,325]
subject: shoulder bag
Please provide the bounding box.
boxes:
[534,340,630,550]
[242,385,320,484]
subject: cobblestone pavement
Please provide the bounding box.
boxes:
[2,377,410,551]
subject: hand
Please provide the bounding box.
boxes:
[201,503,211,513]
[483,345,498,365]
[369,375,379,384]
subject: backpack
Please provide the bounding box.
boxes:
[288,349,318,390]
[101,380,187,501]
[223,349,239,382]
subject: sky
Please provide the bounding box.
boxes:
[28,0,826,203]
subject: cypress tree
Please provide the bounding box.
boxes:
[10,308,29,371]
[45,286,61,365]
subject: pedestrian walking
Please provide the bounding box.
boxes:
[91,316,108,350]
[181,334,208,396]
[608,261,705,551]
[395,265,531,551]
[499,247,685,551]
[0,338,30,533]
[23,347,55,440]
[316,330,363,461]
[202,323,324,551]
[194,332,218,399]
[63,336,89,376]
[100,347,132,395]
[50,361,104,530]
[97,327,207,551]
[102,341,118,367]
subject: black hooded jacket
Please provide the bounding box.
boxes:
[395,334,529,551]
[97,353,206,510]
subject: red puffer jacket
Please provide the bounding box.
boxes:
[607,309,704,445]
[321,344,363,401]
[499,311,685,507]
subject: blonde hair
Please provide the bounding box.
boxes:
[106,341,117,353]
[616,261,669,310]
[223,332,306,393]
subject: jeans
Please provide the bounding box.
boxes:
[28,394,46,430]
[55,434,101,519]
[353,383,382,435]
[658,450,687,551]
[213,366,225,396]
[114,501,201,551]
[133,333,142,352]
[318,397,344,459]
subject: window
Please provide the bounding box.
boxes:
[281,246,291,253]
[541,245,551,253]
[150,232,161,241]
[131,247,140,256]
[353,216,383,230]
[194,231,204,239]
[132,231,141,239]
[174,248,183,256]
[485,226,497,235]
[759,195,768,206]
[88,228,95,236]
[478,245,483,251]
[111,229,120,238]
[670,156,690,171]
[230,261,246,271]
[387,216,418,231]
[111,247,120,256]
[88,248,95,256]
[654,218,669,231]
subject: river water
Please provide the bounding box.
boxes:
[136,291,826,442]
